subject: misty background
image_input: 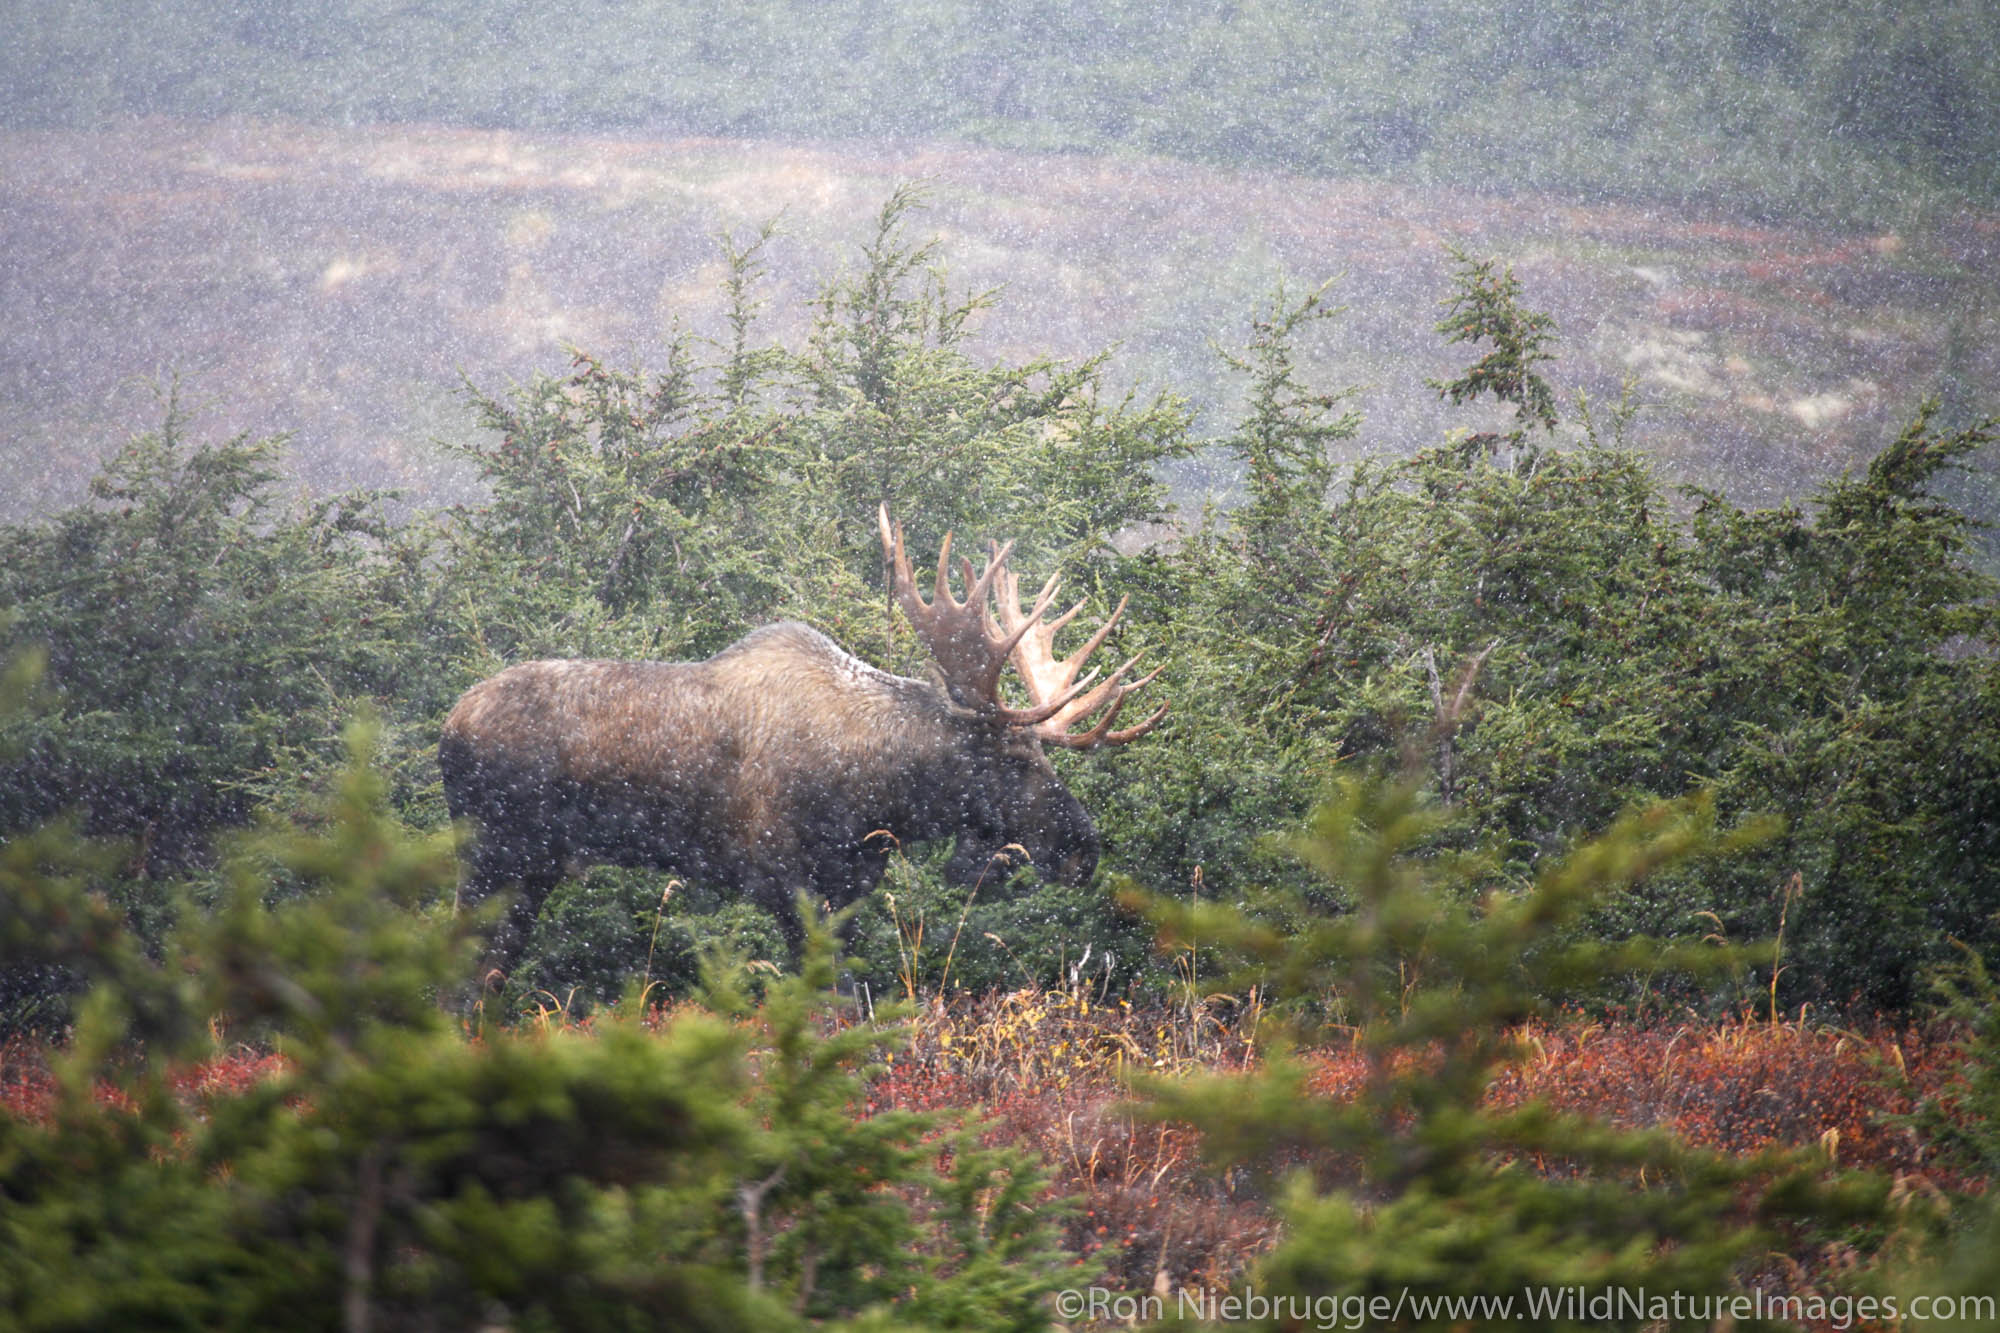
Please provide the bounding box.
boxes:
[3,0,1997,522]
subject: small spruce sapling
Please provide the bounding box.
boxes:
[1427,245,1560,466]
[1128,760,1891,1329]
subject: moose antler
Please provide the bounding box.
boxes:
[878,505,1090,725]
[876,505,1167,747]
[987,547,1169,748]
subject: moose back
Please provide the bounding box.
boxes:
[439,507,1166,976]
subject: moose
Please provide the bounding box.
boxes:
[438,506,1167,979]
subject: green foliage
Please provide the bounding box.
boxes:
[3,193,2000,1328]
[508,868,788,1013]
[1681,405,2000,1006]
[787,188,1191,560]
[0,393,443,871]
[189,723,470,1063]
[1122,260,2000,1011]
[447,349,772,655]
[0,733,1076,1330]
[1904,953,2000,1182]
[443,187,1191,675]
[838,846,1151,1001]
[3,203,1997,1018]
[1213,279,1358,554]
[0,195,1195,1025]
[1132,771,1886,1329]
[704,918,1077,1327]
[0,816,182,1045]
[1893,956,2000,1326]
[1427,247,1560,462]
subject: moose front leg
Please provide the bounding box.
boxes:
[476,869,560,992]
[449,834,562,999]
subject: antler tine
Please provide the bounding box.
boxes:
[1042,595,1088,639]
[987,554,1073,680]
[880,505,1031,711]
[995,556,1091,648]
[985,543,1064,654]
[1059,594,1128,679]
[1043,658,1169,748]
[983,549,1097,725]
[994,555,1168,747]
[1060,652,1155,721]
[880,507,1168,745]
[963,540,1016,612]
[932,530,955,607]
[1071,699,1173,748]
[879,504,926,628]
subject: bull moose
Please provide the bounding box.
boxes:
[438,506,1167,980]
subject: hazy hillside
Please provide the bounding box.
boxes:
[10,0,1998,222]
[5,119,1996,522]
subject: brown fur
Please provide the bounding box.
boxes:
[439,622,1096,974]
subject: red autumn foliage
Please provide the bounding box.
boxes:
[1,995,1979,1308]
[1477,1018,1964,1180]
[864,996,1981,1297]
[865,988,1277,1293]
[0,1036,288,1124]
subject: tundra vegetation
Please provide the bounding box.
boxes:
[4,196,2000,1325]
[8,0,1999,225]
